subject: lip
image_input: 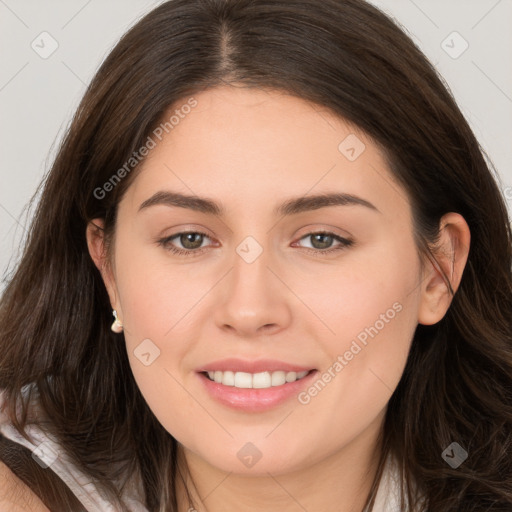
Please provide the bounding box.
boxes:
[197,358,315,374]
[196,359,318,412]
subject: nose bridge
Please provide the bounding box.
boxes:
[230,233,276,307]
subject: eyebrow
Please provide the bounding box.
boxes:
[138,190,380,216]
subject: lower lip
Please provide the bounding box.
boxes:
[197,371,318,412]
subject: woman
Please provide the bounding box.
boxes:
[1,0,511,510]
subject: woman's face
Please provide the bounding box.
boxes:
[88,85,464,477]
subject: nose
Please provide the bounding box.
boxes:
[213,241,292,338]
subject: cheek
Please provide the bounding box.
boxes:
[288,235,420,359]
[113,230,204,340]
[110,236,203,429]
[296,240,421,427]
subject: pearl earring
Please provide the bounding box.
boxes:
[111,309,123,333]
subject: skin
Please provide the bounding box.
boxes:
[87,85,470,512]
[0,461,50,512]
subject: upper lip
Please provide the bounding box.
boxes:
[197,358,316,374]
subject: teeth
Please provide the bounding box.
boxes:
[205,370,309,389]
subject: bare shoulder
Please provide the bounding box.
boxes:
[0,460,50,512]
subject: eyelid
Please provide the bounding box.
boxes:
[294,223,352,238]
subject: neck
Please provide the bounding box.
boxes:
[176,411,386,512]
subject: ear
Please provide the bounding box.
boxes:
[417,212,471,326]
[86,219,122,319]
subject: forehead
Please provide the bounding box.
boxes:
[122,85,410,220]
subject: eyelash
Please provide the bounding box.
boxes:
[157,230,354,257]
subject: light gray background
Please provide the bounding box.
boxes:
[1,0,511,292]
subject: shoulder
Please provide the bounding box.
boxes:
[0,460,50,512]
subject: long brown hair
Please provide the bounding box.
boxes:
[1,0,511,510]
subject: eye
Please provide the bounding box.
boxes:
[158,231,213,257]
[157,230,354,257]
[292,231,354,255]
